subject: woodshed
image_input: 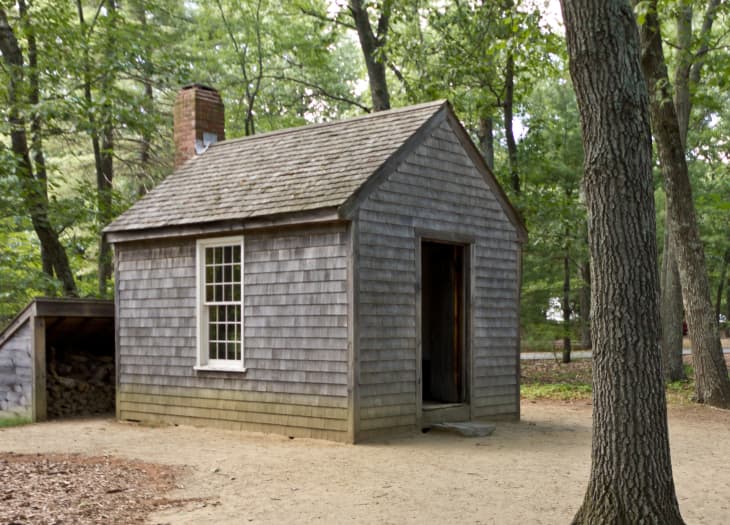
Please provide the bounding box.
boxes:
[0,298,114,422]
[104,85,527,442]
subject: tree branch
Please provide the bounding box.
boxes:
[298,6,355,30]
[263,73,370,112]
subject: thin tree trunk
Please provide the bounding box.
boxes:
[0,7,77,297]
[135,0,153,197]
[579,260,591,349]
[478,114,495,171]
[503,51,519,194]
[562,245,572,363]
[637,0,730,408]
[349,0,391,111]
[22,0,53,292]
[560,1,684,522]
[95,0,117,297]
[716,249,729,318]
[661,229,686,381]
[655,0,692,383]
[726,272,730,336]
[97,125,113,296]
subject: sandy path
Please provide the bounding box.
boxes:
[0,401,728,524]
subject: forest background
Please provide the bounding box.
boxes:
[1,0,729,355]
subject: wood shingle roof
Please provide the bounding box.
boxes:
[105,101,447,235]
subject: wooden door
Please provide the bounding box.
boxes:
[421,241,464,403]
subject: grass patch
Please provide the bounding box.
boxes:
[521,382,592,401]
[521,359,592,401]
[665,379,695,405]
[521,359,730,404]
[0,416,31,428]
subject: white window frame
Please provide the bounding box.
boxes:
[195,235,246,372]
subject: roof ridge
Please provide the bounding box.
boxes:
[208,99,448,149]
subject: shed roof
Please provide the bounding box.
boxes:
[105,100,448,235]
[0,298,114,349]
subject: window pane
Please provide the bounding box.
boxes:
[202,241,243,364]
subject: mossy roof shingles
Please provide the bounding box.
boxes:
[105,101,446,233]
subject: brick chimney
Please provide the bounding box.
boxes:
[173,84,225,167]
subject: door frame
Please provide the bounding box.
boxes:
[415,229,474,426]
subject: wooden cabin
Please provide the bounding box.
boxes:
[104,85,526,442]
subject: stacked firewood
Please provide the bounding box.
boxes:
[47,349,114,418]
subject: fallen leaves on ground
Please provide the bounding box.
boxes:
[0,452,195,524]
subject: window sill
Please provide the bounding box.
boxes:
[193,365,247,374]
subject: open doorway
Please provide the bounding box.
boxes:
[421,241,466,405]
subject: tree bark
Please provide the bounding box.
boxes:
[637,0,730,408]
[0,7,77,297]
[562,246,572,363]
[349,0,391,111]
[661,232,686,381]
[560,1,685,522]
[579,260,591,349]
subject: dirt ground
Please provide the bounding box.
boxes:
[1,401,729,524]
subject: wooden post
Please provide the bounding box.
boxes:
[114,255,121,420]
[346,220,360,443]
[414,236,423,428]
[31,316,47,422]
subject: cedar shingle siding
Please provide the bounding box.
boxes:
[107,100,525,442]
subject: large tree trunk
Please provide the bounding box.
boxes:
[349,0,391,111]
[560,1,685,522]
[661,233,686,381]
[0,7,77,297]
[637,0,730,408]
